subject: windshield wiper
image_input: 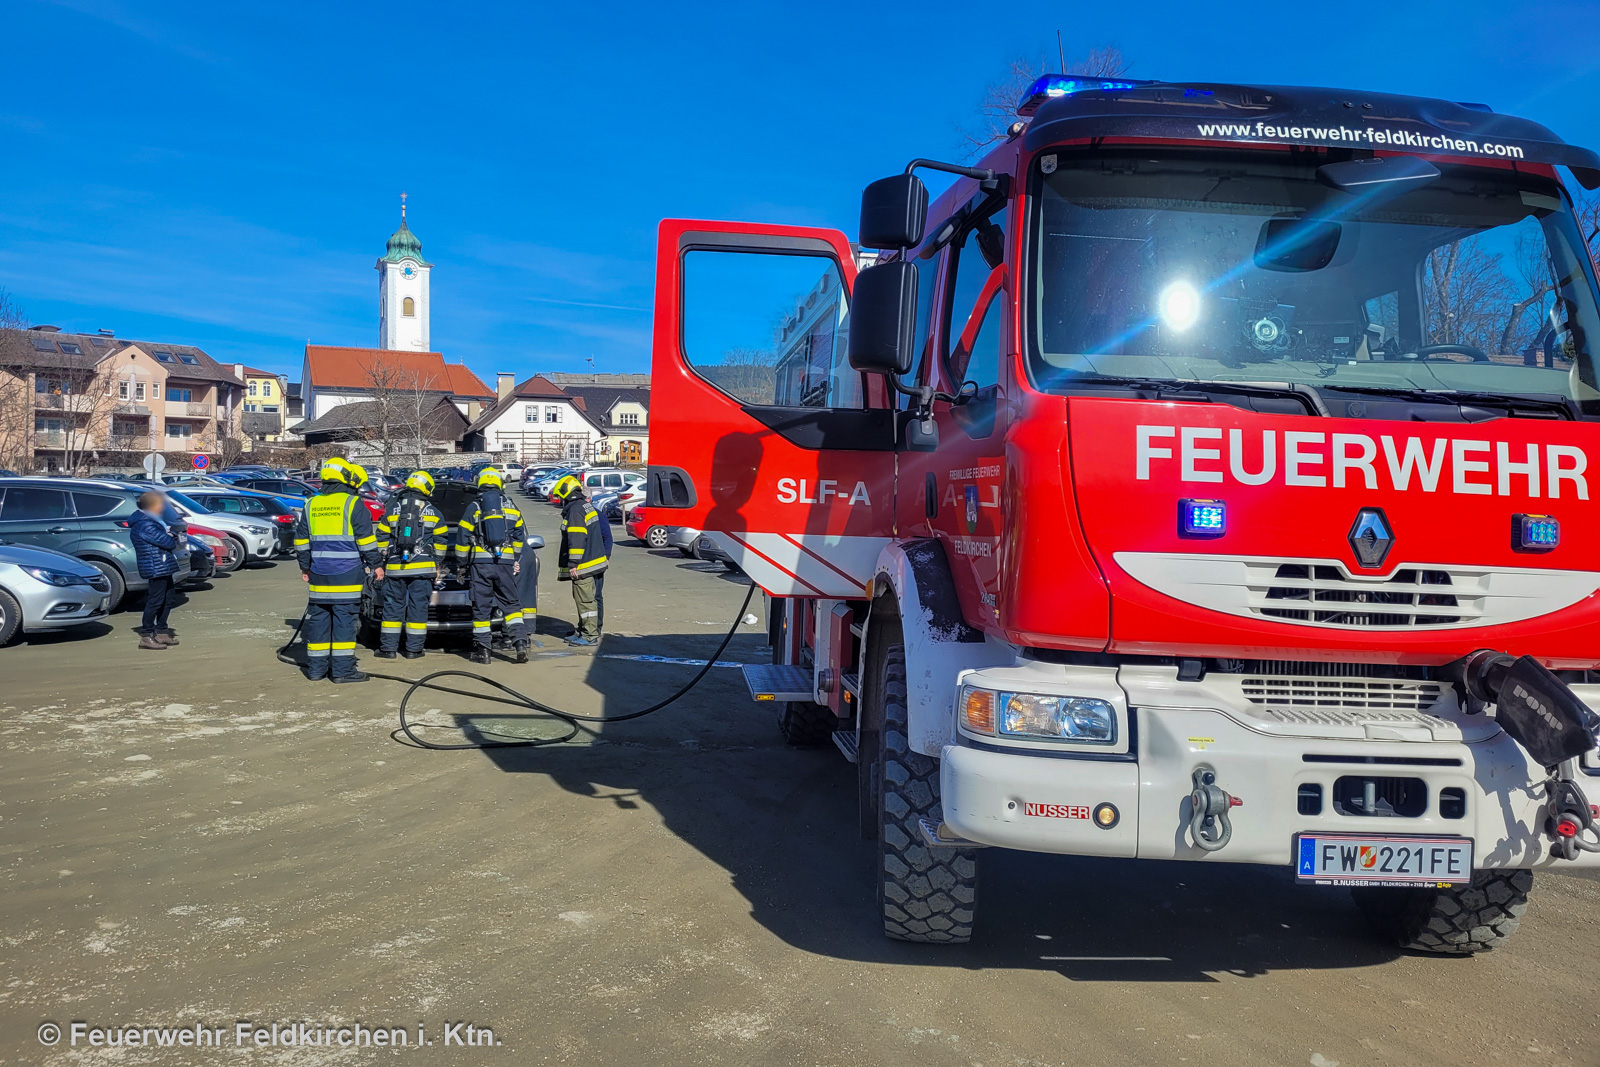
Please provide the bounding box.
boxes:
[1050,375,1330,415]
[1325,385,1580,419]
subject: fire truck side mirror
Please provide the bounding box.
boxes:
[847,261,917,377]
[859,174,928,249]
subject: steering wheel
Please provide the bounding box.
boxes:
[1415,343,1490,363]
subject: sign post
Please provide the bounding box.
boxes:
[141,453,167,481]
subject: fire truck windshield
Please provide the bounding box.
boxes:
[1028,148,1600,414]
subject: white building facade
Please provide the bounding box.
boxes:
[376,196,431,352]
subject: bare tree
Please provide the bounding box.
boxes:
[36,366,118,475]
[959,44,1128,156]
[357,353,440,471]
[700,347,780,406]
[0,293,32,471]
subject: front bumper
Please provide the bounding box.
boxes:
[938,666,1600,871]
[20,583,111,631]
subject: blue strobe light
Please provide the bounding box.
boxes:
[1179,499,1227,539]
[1514,514,1560,552]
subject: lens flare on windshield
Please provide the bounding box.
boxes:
[1158,280,1200,332]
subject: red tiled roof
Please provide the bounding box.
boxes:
[510,374,568,398]
[443,362,493,398]
[304,345,491,397]
[239,365,280,378]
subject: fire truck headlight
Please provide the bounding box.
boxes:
[998,694,1117,744]
[1158,280,1200,332]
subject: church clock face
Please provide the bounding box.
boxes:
[401,264,416,278]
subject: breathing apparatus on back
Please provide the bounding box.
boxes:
[475,468,508,550]
[391,470,436,564]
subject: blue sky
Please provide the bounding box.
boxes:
[3,0,1600,383]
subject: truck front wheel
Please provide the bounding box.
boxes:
[1352,869,1532,955]
[876,642,977,943]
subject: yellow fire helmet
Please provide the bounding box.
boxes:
[405,470,436,495]
[551,474,582,502]
[476,467,504,490]
[318,457,353,486]
[344,462,369,489]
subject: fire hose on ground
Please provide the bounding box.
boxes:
[277,583,757,750]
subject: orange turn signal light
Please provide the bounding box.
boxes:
[962,688,995,734]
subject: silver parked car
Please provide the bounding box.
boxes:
[0,541,112,645]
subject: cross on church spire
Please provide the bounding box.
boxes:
[400,191,407,222]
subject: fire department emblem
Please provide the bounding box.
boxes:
[965,486,979,534]
[1348,507,1394,569]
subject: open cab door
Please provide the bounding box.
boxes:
[647,219,898,598]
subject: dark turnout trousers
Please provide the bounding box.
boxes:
[380,576,433,653]
[304,600,361,679]
[468,563,526,651]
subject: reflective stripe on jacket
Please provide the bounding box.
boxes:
[376,492,446,575]
[294,488,380,600]
[558,496,609,579]
[458,498,524,564]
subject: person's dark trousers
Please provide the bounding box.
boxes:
[381,576,432,654]
[140,575,173,635]
[594,573,604,632]
[468,562,526,651]
[303,600,362,679]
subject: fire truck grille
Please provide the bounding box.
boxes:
[1241,676,1446,714]
[1261,565,1462,626]
[1113,551,1600,631]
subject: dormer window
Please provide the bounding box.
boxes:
[153,350,176,363]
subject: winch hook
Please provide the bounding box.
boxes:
[1189,766,1240,852]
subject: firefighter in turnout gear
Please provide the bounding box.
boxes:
[459,467,529,665]
[294,458,383,683]
[549,473,582,504]
[558,478,609,646]
[373,470,446,660]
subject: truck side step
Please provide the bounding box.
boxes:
[919,817,989,849]
[842,672,860,697]
[832,731,859,763]
[740,663,813,703]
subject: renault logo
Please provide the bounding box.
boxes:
[1348,508,1394,569]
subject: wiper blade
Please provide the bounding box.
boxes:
[1325,385,1579,419]
[1051,375,1329,414]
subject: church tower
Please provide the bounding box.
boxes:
[377,193,431,351]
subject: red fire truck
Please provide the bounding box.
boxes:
[647,76,1600,953]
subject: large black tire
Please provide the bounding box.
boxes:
[1352,869,1532,955]
[777,700,833,747]
[0,588,21,646]
[85,558,126,614]
[876,642,977,943]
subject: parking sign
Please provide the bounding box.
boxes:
[193,454,210,470]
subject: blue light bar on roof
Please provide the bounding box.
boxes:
[1016,74,1149,116]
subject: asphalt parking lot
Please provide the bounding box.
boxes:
[4,501,1600,1066]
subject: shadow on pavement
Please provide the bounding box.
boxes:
[412,627,1401,981]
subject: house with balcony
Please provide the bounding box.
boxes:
[0,326,246,472]
[235,365,290,444]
